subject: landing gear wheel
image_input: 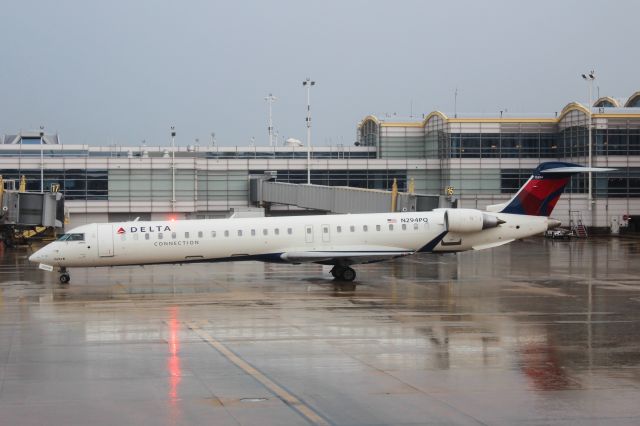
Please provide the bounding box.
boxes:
[330,266,341,278]
[59,273,70,284]
[339,267,356,282]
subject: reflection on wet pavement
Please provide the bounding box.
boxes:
[0,237,639,425]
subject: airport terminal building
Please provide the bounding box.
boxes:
[1,91,640,230]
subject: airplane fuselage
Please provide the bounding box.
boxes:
[29,210,550,269]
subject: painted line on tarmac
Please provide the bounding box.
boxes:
[186,321,331,426]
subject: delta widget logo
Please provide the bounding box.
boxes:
[117,227,126,234]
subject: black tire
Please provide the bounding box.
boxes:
[330,266,341,278]
[59,274,70,284]
[340,267,356,282]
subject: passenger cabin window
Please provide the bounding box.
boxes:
[171,232,177,239]
[237,230,243,237]
[275,228,279,235]
[402,224,407,231]
[350,225,355,232]
[306,227,311,234]
[337,226,342,233]
[287,228,292,235]
[211,231,216,238]
[185,232,190,238]
[145,233,150,240]
[413,223,419,230]
[198,231,203,238]
[389,224,394,231]
[251,229,256,236]
[263,229,268,236]
[363,225,368,232]
[133,233,139,241]
[376,225,381,231]
[158,233,163,239]
[323,226,329,234]
[224,230,229,237]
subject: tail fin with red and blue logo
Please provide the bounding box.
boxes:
[486,162,614,217]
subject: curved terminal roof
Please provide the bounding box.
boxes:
[360,90,640,129]
[625,91,640,108]
[594,96,620,108]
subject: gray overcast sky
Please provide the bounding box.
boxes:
[1,0,638,147]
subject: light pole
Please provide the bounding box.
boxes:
[581,70,596,210]
[39,126,44,192]
[170,127,176,211]
[303,78,315,184]
[264,93,277,147]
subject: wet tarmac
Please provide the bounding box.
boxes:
[1,237,640,425]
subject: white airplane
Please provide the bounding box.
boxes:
[29,162,611,284]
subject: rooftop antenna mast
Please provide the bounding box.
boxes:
[264,93,278,147]
[454,87,459,118]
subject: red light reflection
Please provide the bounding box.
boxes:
[168,307,181,401]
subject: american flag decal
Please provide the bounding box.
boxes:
[387,218,397,224]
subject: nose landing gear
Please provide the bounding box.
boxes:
[59,267,70,284]
[330,265,356,282]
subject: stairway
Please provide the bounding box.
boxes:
[569,210,588,238]
[574,223,588,238]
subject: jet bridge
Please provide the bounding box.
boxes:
[0,177,65,246]
[249,173,454,214]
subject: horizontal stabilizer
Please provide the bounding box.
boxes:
[539,166,615,174]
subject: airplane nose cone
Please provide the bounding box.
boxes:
[28,251,41,263]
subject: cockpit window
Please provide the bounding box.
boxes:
[57,233,85,241]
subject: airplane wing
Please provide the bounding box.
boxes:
[280,247,413,265]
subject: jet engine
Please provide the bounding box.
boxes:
[444,209,504,233]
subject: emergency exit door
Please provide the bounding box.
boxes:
[97,224,115,257]
[305,225,314,243]
[321,224,330,242]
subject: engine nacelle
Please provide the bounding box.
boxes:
[444,209,503,233]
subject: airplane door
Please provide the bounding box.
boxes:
[97,224,115,257]
[305,225,314,243]
[321,224,330,243]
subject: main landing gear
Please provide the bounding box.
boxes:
[59,267,70,284]
[330,265,356,282]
